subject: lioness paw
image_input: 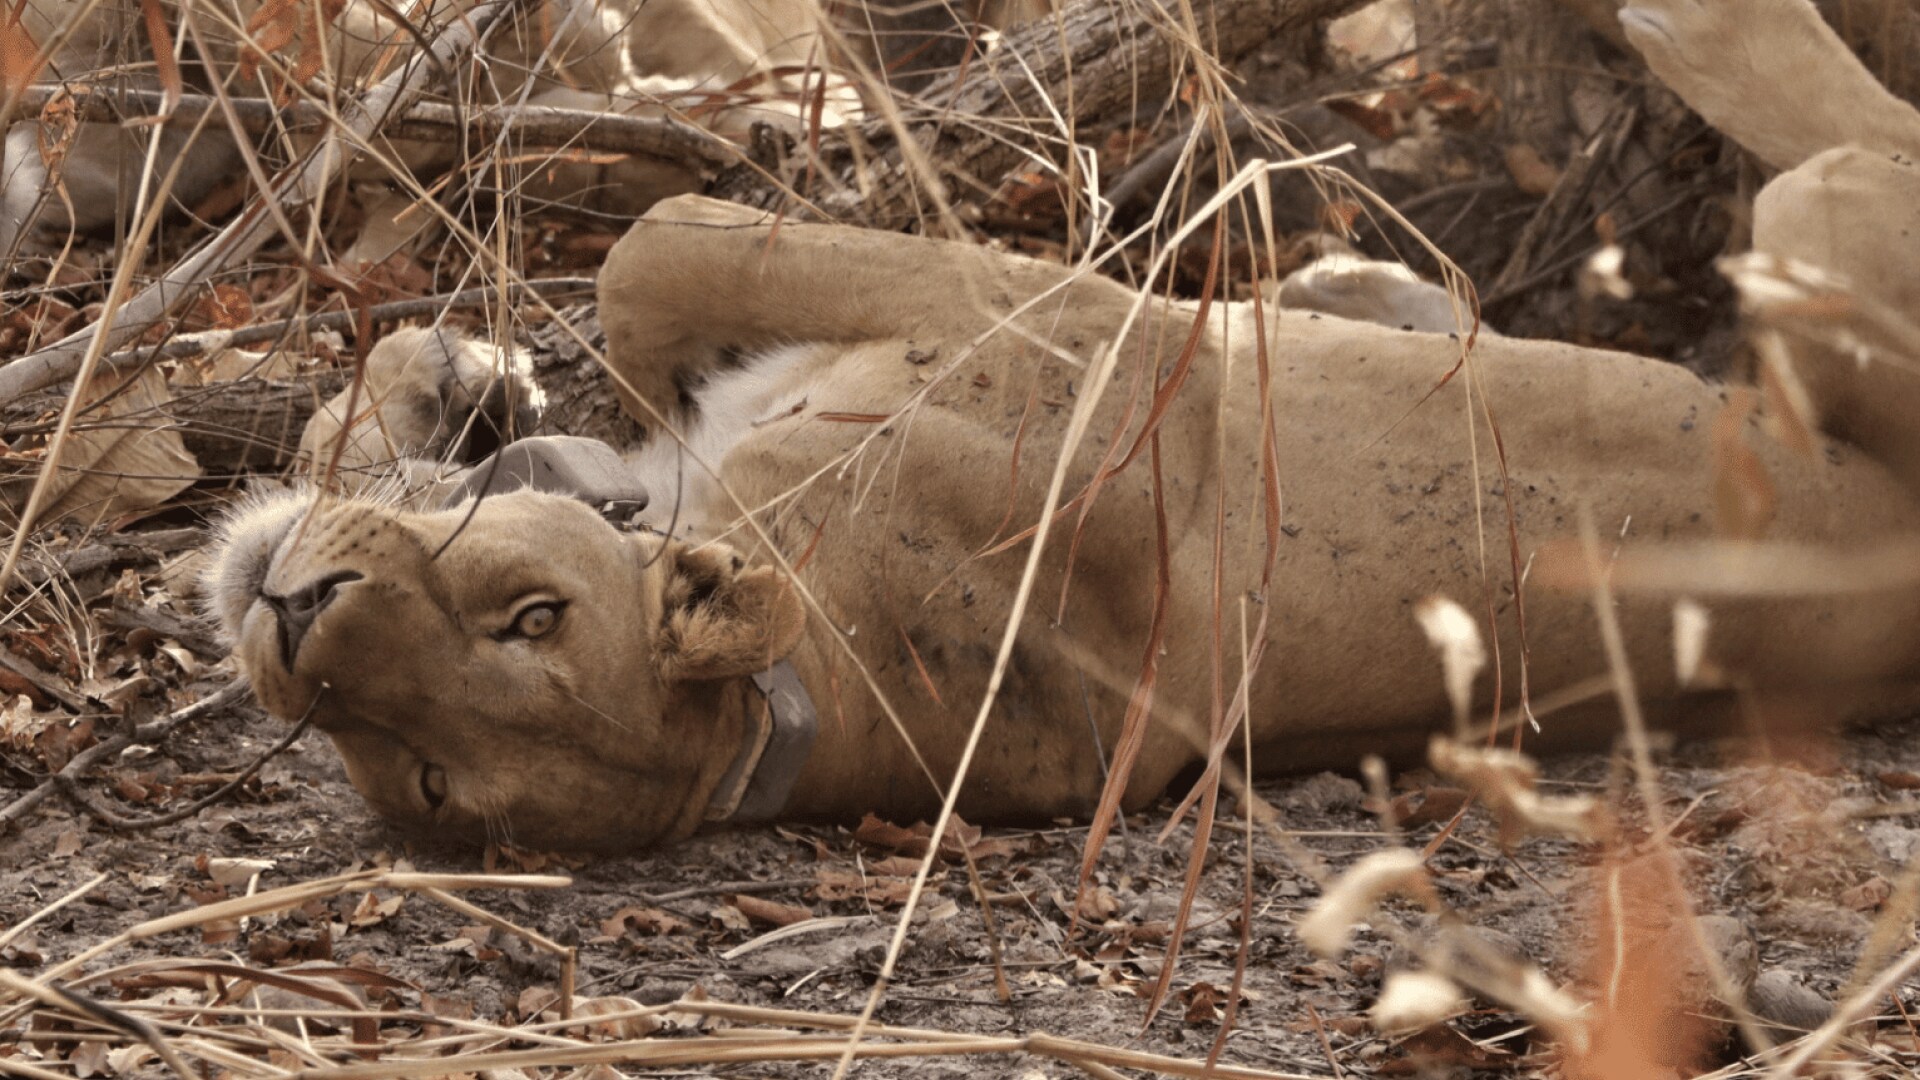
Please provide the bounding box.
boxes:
[296,328,540,489]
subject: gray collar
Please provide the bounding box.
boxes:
[445,438,814,823]
[703,660,817,824]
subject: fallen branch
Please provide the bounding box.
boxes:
[56,713,312,832]
[0,0,525,406]
[8,86,736,168]
[97,278,596,370]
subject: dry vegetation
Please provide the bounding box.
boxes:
[2,0,1920,1077]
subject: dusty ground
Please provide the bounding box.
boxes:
[6,628,1920,1078]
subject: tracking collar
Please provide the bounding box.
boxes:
[449,437,817,823]
[703,660,818,823]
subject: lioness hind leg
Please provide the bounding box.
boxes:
[1620,0,1920,168]
[596,195,1131,431]
[1753,146,1920,486]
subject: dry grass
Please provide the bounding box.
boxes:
[3,0,1920,1077]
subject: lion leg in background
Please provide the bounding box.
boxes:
[0,120,240,259]
[596,194,1142,429]
[1622,0,1920,489]
[1619,0,1920,170]
[1748,148,1920,488]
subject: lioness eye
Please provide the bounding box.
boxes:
[506,601,564,639]
[420,763,447,809]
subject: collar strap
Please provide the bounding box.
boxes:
[703,660,817,824]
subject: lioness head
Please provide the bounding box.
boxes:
[206,488,806,850]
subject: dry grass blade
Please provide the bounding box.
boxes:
[1572,504,1774,1059]
[824,260,1129,1080]
[0,868,572,1016]
[0,0,522,406]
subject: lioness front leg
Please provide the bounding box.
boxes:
[597,195,1136,429]
[297,327,536,490]
[1620,0,1920,168]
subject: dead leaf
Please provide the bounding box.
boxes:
[599,905,688,938]
[1052,884,1120,924]
[851,813,1015,861]
[68,1037,108,1078]
[0,10,43,99]
[1180,981,1224,1024]
[202,856,276,888]
[348,892,403,928]
[573,997,661,1040]
[1391,786,1470,828]
[732,893,813,927]
[1378,1025,1515,1074]
[709,904,751,932]
[1,366,200,525]
[1504,144,1562,196]
[1839,876,1892,912]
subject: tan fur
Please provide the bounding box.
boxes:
[294,327,536,492]
[211,0,1920,851]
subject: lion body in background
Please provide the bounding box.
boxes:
[0,0,920,259]
[207,0,1920,851]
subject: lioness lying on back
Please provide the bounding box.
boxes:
[209,0,1920,851]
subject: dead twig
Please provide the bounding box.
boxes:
[7,86,736,169]
[0,0,527,409]
[10,280,596,383]
[710,0,1373,226]
[0,681,250,830]
[56,711,311,832]
[0,970,204,1080]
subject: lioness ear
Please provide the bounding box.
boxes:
[656,544,806,682]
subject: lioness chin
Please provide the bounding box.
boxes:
[211,0,1920,852]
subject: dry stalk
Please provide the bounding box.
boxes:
[1574,504,1775,1055]
[0,0,526,407]
[126,996,1325,1080]
[0,868,572,1029]
[415,887,576,1018]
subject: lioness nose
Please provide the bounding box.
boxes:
[263,571,363,671]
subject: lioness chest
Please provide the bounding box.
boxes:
[628,344,827,539]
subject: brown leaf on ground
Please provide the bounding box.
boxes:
[2,367,201,525]
[348,892,403,928]
[600,905,689,938]
[1504,144,1562,196]
[1379,1025,1516,1074]
[852,813,1016,861]
[1390,786,1470,828]
[732,893,813,926]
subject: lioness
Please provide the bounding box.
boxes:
[209,0,1920,851]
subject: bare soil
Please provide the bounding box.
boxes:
[6,647,1920,1077]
